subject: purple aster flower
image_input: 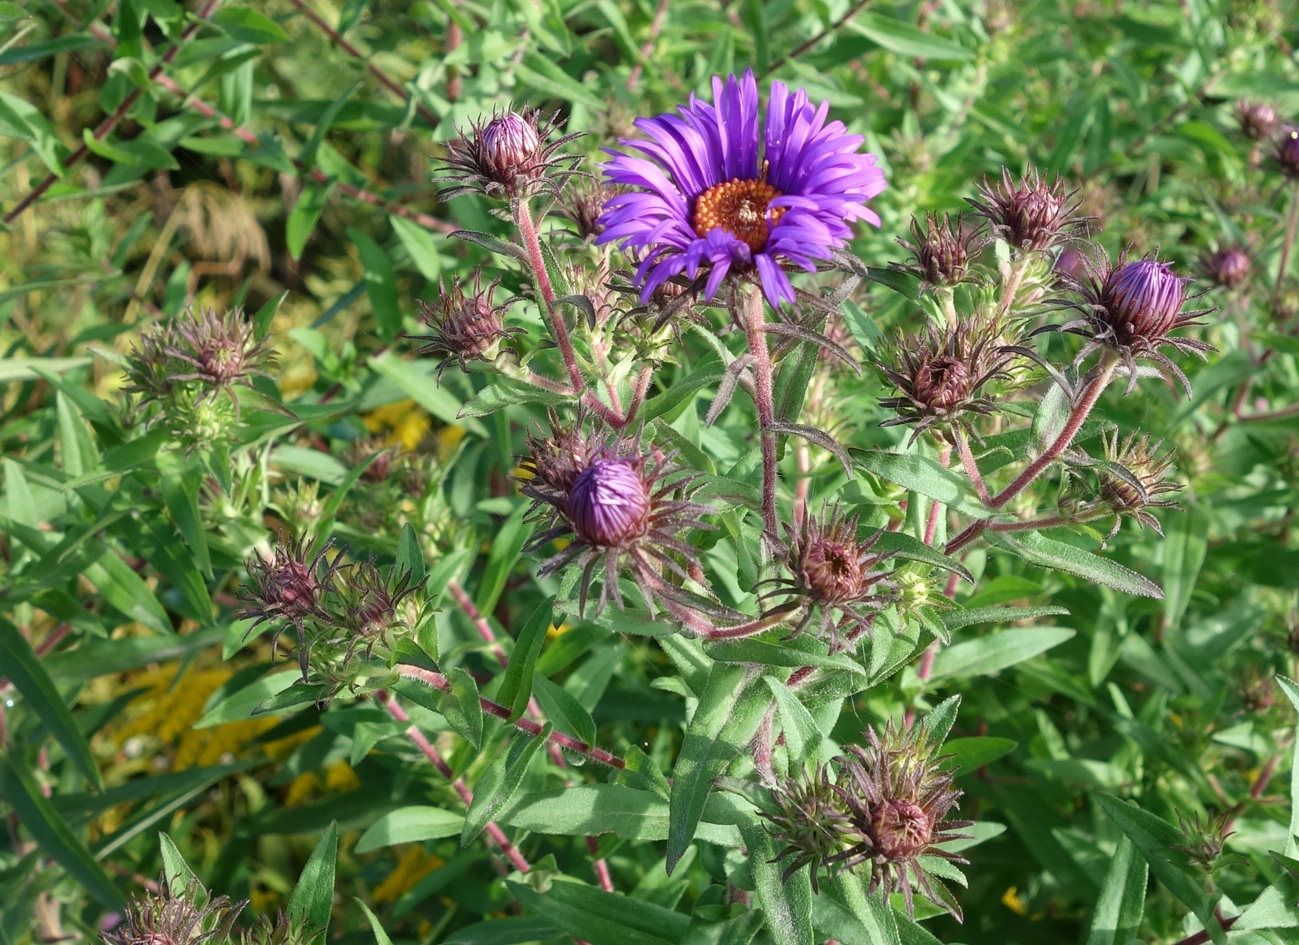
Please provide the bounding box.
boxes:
[596,70,886,308]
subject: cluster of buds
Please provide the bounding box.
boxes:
[437,107,582,199]
[759,721,971,919]
[1234,99,1299,179]
[103,877,242,945]
[123,306,276,449]
[238,532,427,694]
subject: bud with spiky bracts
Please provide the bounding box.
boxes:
[1276,125,1299,180]
[410,271,523,378]
[517,416,718,618]
[562,177,623,241]
[1095,430,1182,538]
[760,763,860,893]
[1236,100,1280,142]
[1200,244,1252,289]
[1172,809,1235,874]
[893,212,983,289]
[239,911,323,945]
[103,877,243,945]
[758,504,897,649]
[437,107,582,199]
[834,721,972,921]
[123,308,276,446]
[1060,429,1183,540]
[238,533,344,679]
[328,561,423,664]
[875,319,1017,444]
[1046,249,1215,397]
[967,168,1089,252]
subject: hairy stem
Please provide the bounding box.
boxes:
[743,288,781,539]
[946,356,1117,555]
[955,432,991,505]
[513,199,583,390]
[1277,181,1299,299]
[383,695,530,873]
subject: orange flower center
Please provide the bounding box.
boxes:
[692,178,785,251]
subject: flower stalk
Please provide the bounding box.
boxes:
[744,287,781,539]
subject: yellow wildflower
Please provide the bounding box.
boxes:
[1001,886,1028,916]
[324,760,360,793]
[364,399,431,451]
[285,771,322,807]
[371,846,445,903]
[546,623,571,639]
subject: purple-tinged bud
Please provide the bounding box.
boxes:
[410,271,521,377]
[1054,247,1086,280]
[802,539,866,604]
[238,534,344,676]
[567,456,651,546]
[439,107,579,200]
[481,112,541,179]
[875,321,1014,444]
[895,212,980,288]
[912,355,970,412]
[1276,125,1299,179]
[1102,259,1189,343]
[967,168,1089,252]
[1236,100,1279,142]
[104,878,242,945]
[873,799,933,860]
[1201,245,1251,289]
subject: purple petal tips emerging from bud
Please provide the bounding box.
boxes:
[567,456,651,546]
[1103,259,1188,341]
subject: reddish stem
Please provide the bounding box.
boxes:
[513,199,583,390]
[742,288,780,539]
[383,695,530,873]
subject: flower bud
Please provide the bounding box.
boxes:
[1101,259,1188,342]
[895,213,979,288]
[411,272,520,377]
[968,167,1088,252]
[439,107,578,199]
[872,798,932,859]
[481,112,541,180]
[1201,245,1251,289]
[567,456,651,546]
[1277,125,1299,179]
[1236,100,1279,142]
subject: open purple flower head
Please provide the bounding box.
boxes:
[597,70,886,307]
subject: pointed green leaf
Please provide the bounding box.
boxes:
[286,821,338,941]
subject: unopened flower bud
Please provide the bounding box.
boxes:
[968,168,1088,252]
[410,272,520,377]
[1201,245,1251,289]
[567,456,651,546]
[481,112,541,179]
[895,213,979,288]
[1102,259,1188,342]
[1277,126,1299,179]
[1236,100,1279,142]
[873,798,933,859]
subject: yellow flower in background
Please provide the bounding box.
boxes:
[1001,886,1028,916]
[324,759,360,792]
[285,771,322,807]
[364,399,431,451]
[546,623,571,639]
[372,845,445,903]
[437,424,465,458]
[263,725,323,760]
